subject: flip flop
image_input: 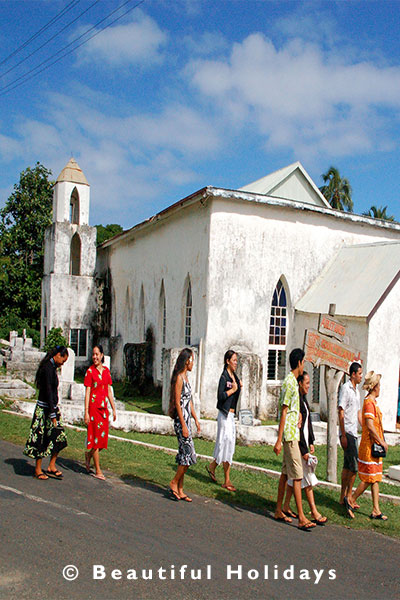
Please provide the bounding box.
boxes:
[180,495,193,502]
[92,473,106,481]
[273,514,292,523]
[283,510,298,519]
[343,496,355,519]
[205,465,217,482]
[370,513,388,520]
[297,524,314,531]
[46,469,63,479]
[222,484,237,492]
[33,472,48,480]
[312,516,328,526]
[169,488,180,501]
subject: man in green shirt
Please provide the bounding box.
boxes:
[273,348,316,530]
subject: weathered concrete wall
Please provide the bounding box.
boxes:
[97,200,211,381]
[200,195,400,418]
[368,279,400,431]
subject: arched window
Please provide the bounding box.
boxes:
[267,279,287,381]
[159,282,166,345]
[70,233,81,275]
[69,187,80,224]
[158,282,167,378]
[139,285,145,341]
[185,279,192,346]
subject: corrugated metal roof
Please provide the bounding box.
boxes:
[296,242,400,319]
[56,157,89,186]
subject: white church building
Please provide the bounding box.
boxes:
[42,158,400,430]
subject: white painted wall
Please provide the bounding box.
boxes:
[97,200,211,380]
[199,196,400,417]
[367,279,400,430]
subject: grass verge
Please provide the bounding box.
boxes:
[1,409,399,538]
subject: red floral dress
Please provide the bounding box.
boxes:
[84,365,112,450]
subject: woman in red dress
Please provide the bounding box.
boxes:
[84,345,116,480]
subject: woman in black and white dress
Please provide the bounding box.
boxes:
[168,348,201,502]
[206,350,241,491]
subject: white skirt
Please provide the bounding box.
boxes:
[213,411,236,465]
[287,455,319,489]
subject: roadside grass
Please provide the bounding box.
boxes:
[1,409,399,538]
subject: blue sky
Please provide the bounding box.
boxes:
[0,0,399,227]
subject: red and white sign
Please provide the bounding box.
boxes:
[318,314,346,342]
[304,329,362,374]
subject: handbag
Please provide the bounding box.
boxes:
[371,443,386,458]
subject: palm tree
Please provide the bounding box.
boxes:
[362,205,395,221]
[319,166,353,212]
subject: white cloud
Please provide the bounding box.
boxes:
[187,32,400,159]
[76,12,167,67]
[3,89,213,224]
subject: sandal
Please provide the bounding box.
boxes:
[343,496,355,519]
[205,465,217,483]
[46,469,63,479]
[298,521,316,531]
[312,516,328,526]
[169,488,180,501]
[180,495,193,502]
[34,472,48,480]
[222,483,237,492]
[92,473,106,481]
[273,514,292,523]
[370,513,388,520]
[283,509,298,519]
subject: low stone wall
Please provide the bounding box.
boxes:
[14,400,331,445]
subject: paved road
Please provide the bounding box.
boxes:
[0,438,399,600]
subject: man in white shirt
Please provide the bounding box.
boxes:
[338,362,363,517]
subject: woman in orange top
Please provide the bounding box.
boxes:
[352,371,388,520]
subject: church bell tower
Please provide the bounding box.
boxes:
[41,158,97,362]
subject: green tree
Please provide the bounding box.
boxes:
[362,205,395,221]
[44,327,67,353]
[319,166,353,212]
[0,163,53,329]
[95,223,123,245]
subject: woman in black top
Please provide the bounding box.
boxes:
[282,372,327,524]
[206,350,241,491]
[24,346,69,480]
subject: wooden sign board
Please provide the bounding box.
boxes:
[318,314,346,342]
[304,329,362,374]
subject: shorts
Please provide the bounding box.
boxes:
[343,433,358,473]
[281,440,303,480]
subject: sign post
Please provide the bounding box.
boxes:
[304,311,362,483]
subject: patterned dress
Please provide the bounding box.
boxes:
[174,378,197,466]
[84,365,112,450]
[24,361,67,459]
[358,396,384,483]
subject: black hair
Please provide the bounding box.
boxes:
[93,344,105,363]
[289,348,305,370]
[35,346,68,386]
[168,348,193,419]
[223,349,237,368]
[349,362,361,377]
[297,371,309,385]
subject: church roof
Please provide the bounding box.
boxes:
[295,241,400,320]
[239,161,331,209]
[56,158,89,186]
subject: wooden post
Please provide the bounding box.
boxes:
[325,367,344,483]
